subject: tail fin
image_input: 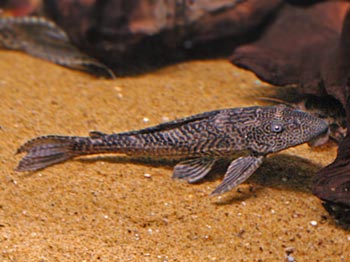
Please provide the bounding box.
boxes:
[16,135,87,172]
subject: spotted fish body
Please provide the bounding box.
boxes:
[16,105,329,194]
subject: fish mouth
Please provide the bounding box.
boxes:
[307,126,330,147]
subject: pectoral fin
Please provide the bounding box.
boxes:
[172,158,216,183]
[211,155,264,195]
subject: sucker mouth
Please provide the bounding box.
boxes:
[307,127,330,147]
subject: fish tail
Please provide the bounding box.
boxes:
[16,135,92,172]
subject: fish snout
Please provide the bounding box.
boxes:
[307,118,330,147]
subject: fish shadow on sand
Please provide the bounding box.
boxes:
[77,153,321,203]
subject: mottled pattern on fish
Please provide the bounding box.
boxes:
[260,93,346,143]
[0,16,115,78]
[16,105,329,194]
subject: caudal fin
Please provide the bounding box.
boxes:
[16,135,86,171]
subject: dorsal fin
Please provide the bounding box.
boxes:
[89,131,107,138]
[120,110,222,135]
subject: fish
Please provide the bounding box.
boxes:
[0,16,115,78]
[16,104,329,195]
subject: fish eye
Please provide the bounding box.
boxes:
[271,122,283,133]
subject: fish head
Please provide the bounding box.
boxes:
[246,104,329,154]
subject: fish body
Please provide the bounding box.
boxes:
[16,104,329,194]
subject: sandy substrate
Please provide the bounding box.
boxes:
[0,50,349,261]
